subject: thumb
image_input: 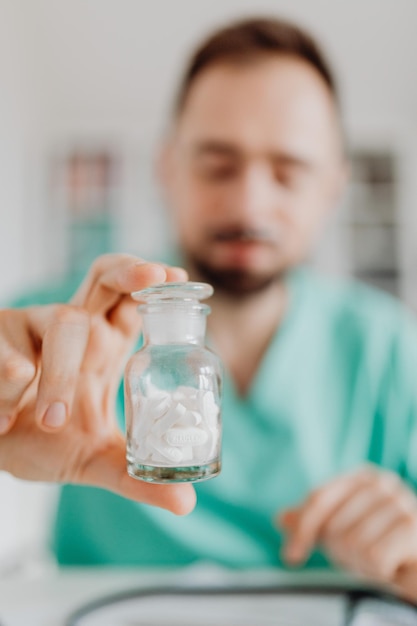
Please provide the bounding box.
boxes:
[79,435,197,515]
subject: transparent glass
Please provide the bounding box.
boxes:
[124,282,222,483]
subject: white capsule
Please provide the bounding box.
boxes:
[178,410,203,427]
[192,441,211,462]
[150,450,170,464]
[207,428,220,459]
[147,433,183,463]
[201,391,219,428]
[152,402,187,438]
[174,388,199,411]
[130,383,220,467]
[180,446,193,462]
[147,395,171,419]
[165,427,208,447]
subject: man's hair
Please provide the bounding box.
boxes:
[174,16,338,116]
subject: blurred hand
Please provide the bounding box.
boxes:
[279,465,417,600]
[0,254,196,515]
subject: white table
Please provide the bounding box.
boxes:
[0,566,392,626]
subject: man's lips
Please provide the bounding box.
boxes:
[210,239,277,267]
[213,240,269,251]
[211,227,277,246]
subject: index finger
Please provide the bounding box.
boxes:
[72,254,187,316]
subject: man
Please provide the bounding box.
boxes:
[1,17,417,599]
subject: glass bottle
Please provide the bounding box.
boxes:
[125,282,222,483]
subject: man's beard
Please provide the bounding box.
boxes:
[183,225,289,297]
[184,226,288,297]
[189,257,287,297]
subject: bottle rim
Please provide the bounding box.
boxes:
[131,281,214,303]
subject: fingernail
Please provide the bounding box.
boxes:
[172,266,187,277]
[43,402,66,428]
[0,416,10,434]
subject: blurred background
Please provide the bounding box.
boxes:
[0,0,416,572]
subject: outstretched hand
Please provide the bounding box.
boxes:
[0,254,196,515]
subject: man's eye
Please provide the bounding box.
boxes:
[274,168,296,186]
[204,165,236,180]
[195,160,238,181]
[274,166,305,189]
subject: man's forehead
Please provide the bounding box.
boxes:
[179,57,335,119]
[174,57,340,158]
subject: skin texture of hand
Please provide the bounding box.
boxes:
[279,465,417,601]
[0,254,196,515]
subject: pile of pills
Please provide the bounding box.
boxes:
[130,384,220,466]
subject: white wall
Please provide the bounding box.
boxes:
[0,0,416,567]
[23,0,417,134]
[0,2,39,301]
[0,4,57,565]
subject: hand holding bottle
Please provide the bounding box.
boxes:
[0,254,196,515]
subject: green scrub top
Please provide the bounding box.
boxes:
[11,269,417,569]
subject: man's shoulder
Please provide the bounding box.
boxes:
[300,269,417,344]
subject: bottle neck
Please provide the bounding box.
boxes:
[140,303,208,345]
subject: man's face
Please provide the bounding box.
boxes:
[160,56,347,295]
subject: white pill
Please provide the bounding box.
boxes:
[152,402,187,438]
[150,450,169,464]
[192,441,211,462]
[201,391,219,428]
[147,395,171,419]
[173,388,199,411]
[207,429,219,459]
[147,433,183,463]
[178,410,202,427]
[180,446,193,462]
[130,383,220,467]
[133,395,169,441]
[165,427,208,447]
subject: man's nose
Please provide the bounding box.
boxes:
[232,163,279,220]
